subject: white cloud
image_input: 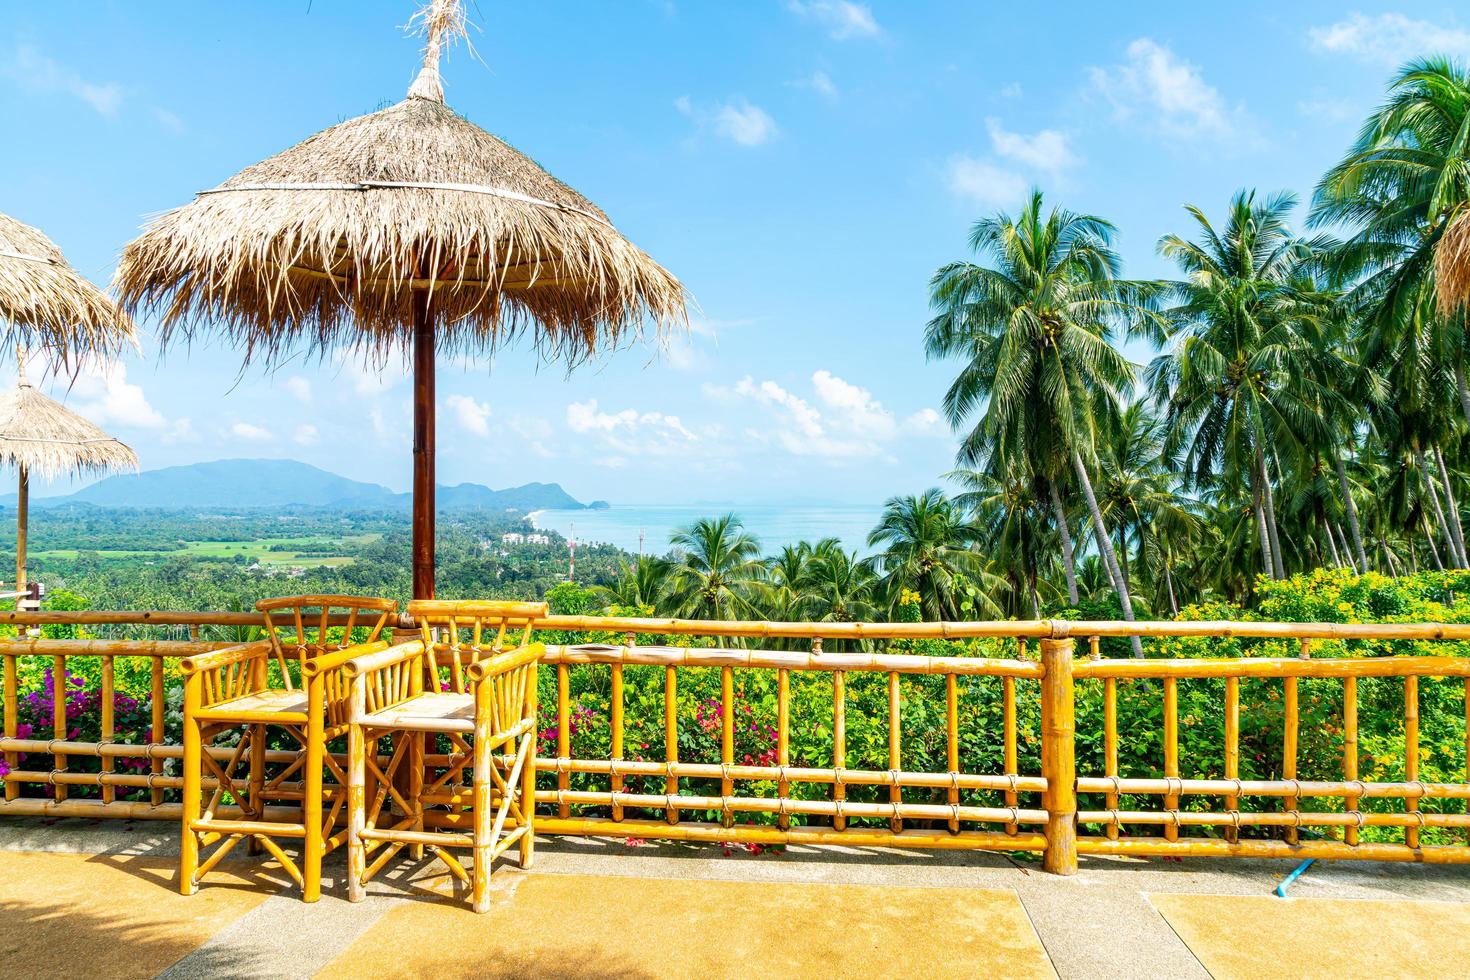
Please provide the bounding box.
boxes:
[231,422,273,442]
[986,119,1076,174]
[1089,38,1242,141]
[152,107,183,131]
[1000,81,1023,99]
[335,349,408,395]
[446,393,492,437]
[284,376,313,404]
[904,408,948,436]
[8,45,123,117]
[677,95,777,147]
[1309,13,1470,65]
[66,363,166,429]
[788,1,880,40]
[808,70,838,99]
[711,371,900,459]
[566,399,697,456]
[292,424,319,447]
[161,418,199,445]
[946,156,1030,209]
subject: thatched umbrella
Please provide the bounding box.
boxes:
[0,210,137,369]
[0,359,138,593]
[116,0,687,598]
[1437,212,1470,316]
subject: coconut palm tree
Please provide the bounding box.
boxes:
[926,189,1158,650]
[802,538,880,624]
[867,489,997,620]
[596,555,672,613]
[665,514,766,620]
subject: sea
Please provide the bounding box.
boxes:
[528,504,885,557]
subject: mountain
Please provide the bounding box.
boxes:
[6,459,590,512]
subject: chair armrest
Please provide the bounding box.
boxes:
[341,639,427,679]
[179,640,272,676]
[465,643,546,683]
[300,639,391,679]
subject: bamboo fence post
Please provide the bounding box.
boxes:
[1163,677,1178,843]
[179,670,202,895]
[832,670,846,832]
[887,670,901,834]
[1104,677,1118,840]
[3,652,15,802]
[1405,675,1419,850]
[1344,676,1358,847]
[1041,637,1077,875]
[471,670,493,913]
[557,662,569,820]
[1464,677,1469,847]
[346,675,367,903]
[303,669,325,903]
[1225,676,1239,844]
[664,664,678,825]
[51,653,67,803]
[101,656,115,805]
[1089,636,1101,660]
[720,664,733,829]
[1004,675,1017,836]
[1284,677,1299,845]
[610,661,624,822]
[778,667,791,831]
[946,673,959,834]
[521,660,538,869]
[151,658,165,807]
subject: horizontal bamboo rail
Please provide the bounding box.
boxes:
[2,614,1469,876]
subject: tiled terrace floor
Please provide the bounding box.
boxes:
[3,819,1469,978]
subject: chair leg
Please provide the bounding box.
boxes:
[519,728,535,870]
[180,711,202,896]
[471,731,492,913]
[347,724,367,903]
[247,723,265,856]
[409,731,425,861]
[302,722,324,903]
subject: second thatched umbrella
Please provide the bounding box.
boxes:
[116,0,687,598]
[0,362,138,594]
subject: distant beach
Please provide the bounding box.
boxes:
[528,504,884,556]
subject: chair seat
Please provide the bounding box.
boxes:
[361,692,474,732]
[199,688,310,722]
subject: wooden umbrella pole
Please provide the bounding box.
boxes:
[15,463,27,595]
[411,295,436,599]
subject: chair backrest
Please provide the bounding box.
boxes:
[258,594,397,690]
[407,599,548,694]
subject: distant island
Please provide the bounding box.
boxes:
[0,458,594,513]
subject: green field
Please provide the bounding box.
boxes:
[32,534,381,568]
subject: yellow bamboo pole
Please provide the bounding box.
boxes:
[887,670,901,834]
[302,669,325,903]
[472,668,493,913]
[1225,676,1239,844]
[1105,677,1118,841]
[665,665,678,825]
[1405,675,1419,850]
[946,673,959,834]
[179,671,202,895]
[1344,676,1359,847]
[151,659,165,807]
[100,656,115,806]
[1041,637,1077,875]
[51,654,66,803]
[346,675,367,903]
[1004,675,1017,836]
[556,662,569,820]
[832,671,846,832]
[1164,677,1177,843]
[720,665,733,829]
[520,661,537,870]
[2,653,14,802]
[778,667,791,831]
[1284,677,1298,845]
[610,662,623,822]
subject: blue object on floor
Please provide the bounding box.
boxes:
[1274,858,1316,897]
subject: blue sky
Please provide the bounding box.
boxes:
[3,2,1468,505]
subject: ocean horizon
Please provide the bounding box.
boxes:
[529,503,885,556]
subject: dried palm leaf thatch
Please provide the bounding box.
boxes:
[1437,209,1470,316]
[0,211,137,368]
[0,377,137,479]
[114,2,687,367]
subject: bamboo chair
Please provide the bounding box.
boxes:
[344,600,544,913]
[179,594,397,901]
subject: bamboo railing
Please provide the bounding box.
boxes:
[2,610,1469,872]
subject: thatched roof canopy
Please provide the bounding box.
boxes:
[1437,210,1470,316]
[0,375,138,479]
[0,211,137,368]
[114,2,687,365]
